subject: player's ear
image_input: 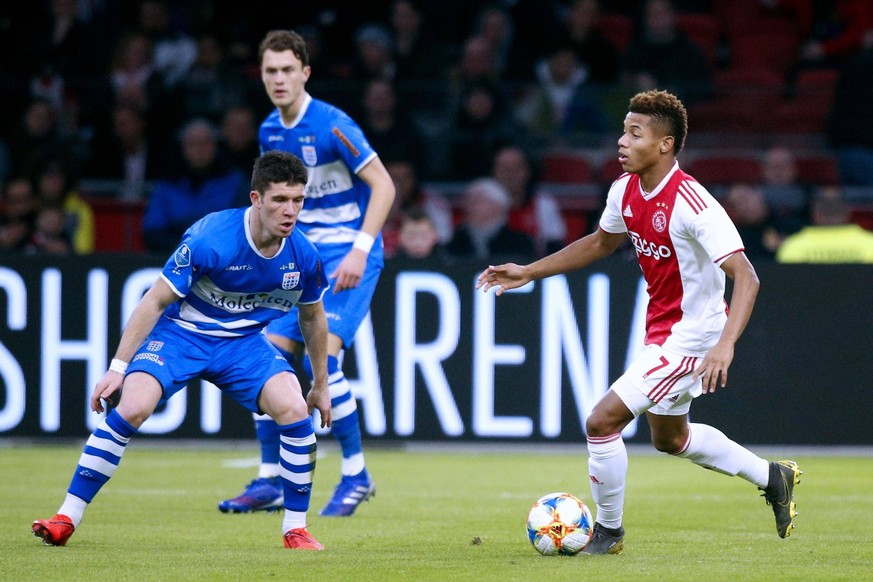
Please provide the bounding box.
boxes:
[660,136,674,154]
[250,190,261,206]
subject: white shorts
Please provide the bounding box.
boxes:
[611,344,703,417]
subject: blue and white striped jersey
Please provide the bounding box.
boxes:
[159,207,328,337]
[259,93,383,263]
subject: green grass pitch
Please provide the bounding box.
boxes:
[1,442,871,581]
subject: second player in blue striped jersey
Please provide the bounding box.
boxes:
[218,29,395,518]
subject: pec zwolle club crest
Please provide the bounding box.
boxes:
[282,271,300,290]
[652,210,668,233]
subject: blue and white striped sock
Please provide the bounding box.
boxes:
[63,410,137,527]
[305,354,365,477]
[279,417,316,531]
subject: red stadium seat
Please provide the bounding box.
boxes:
[676,12,722,70]
[729,31,799,76]
[796,155,840,185]
[542,153,593,184]
[599,158,626,184]
[596,12,634,52]
[87,198,146,252]
[686,156,763,185]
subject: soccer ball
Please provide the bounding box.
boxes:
[526,492,594,556]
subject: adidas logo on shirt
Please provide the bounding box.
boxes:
[623,205,634,217]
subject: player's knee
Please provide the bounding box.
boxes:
[650,432,685,454]
[585,413,611,438]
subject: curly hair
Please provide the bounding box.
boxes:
[628,90,688,154]
[258,30,309,67]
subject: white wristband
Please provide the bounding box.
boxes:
[352,232,375,253]
[109,358,128,375]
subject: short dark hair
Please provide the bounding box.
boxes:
[258,30,309,67]
[628,90,688,154]
[251,150,308,194]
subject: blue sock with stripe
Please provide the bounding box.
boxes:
[66,410,137,506]
[278,417,316,530]
[304,354,366,477]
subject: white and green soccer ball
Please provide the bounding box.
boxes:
[526,492,594,556]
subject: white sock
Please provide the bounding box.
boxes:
[58,493,88,528]
[676,423,769,488]
[282,509,307,533]
[342,452,365,477]
[259,463,280,479]
[587,433,627,529]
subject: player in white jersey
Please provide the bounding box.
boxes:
[218,30,395,517]
[33,151,333,550]
[477,90,801,554]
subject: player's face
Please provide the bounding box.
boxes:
[261,49,310,110]
[617,112,669,174]
[252,182,306,239]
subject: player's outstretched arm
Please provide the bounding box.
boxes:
[297,300,331,427]
[477,229,626,295]
[92,278,180,413]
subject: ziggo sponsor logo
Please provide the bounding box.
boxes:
[628,231,672,260]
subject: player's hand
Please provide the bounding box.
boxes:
[91,371,124,413]
[330,249,367,293]
[475,263,530,296]
[692,341,735,394]
[307,381,332,428]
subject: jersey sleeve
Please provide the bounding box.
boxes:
[598,176,630,234]
[683,184,745,265]
[159,222,214,297]
[329,112,377,175]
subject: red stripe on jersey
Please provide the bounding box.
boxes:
[678,181,707,214]
[648,356,696,402]
[713,248,744,263]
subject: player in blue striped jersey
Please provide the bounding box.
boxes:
[219,29,395,517]
[33,151,333,550]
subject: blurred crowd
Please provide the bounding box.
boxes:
[2,0,873,262]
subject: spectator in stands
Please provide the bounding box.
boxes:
[446,177,535,259]
[219,105,260,174]
[181,33,253,122]
[32,159,94,254]
[349,24,397,87]
[382,157,454,256]
[359,79,427,177]
[723,183,781,260]
[491,145,567,256]
[796,0,873,68]
[135,0,197,90]
[0,177,38,252]
[141,119,248,254]
[563,0,622,84]
[621,0,711,105]
[777,186,873,262]
[472,4,516,80]
[515,40,609,141]
[109,32,158,113]
[394,208,449,261]
[826,31,873,186]
[7,98,67,178]
[446,80,519,180]
[86,104,163,202]
[389,0,451,86]
[26,204,71,255]
[759,146,812,218]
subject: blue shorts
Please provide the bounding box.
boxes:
[127,318,294,414]
[267,252,383,348]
